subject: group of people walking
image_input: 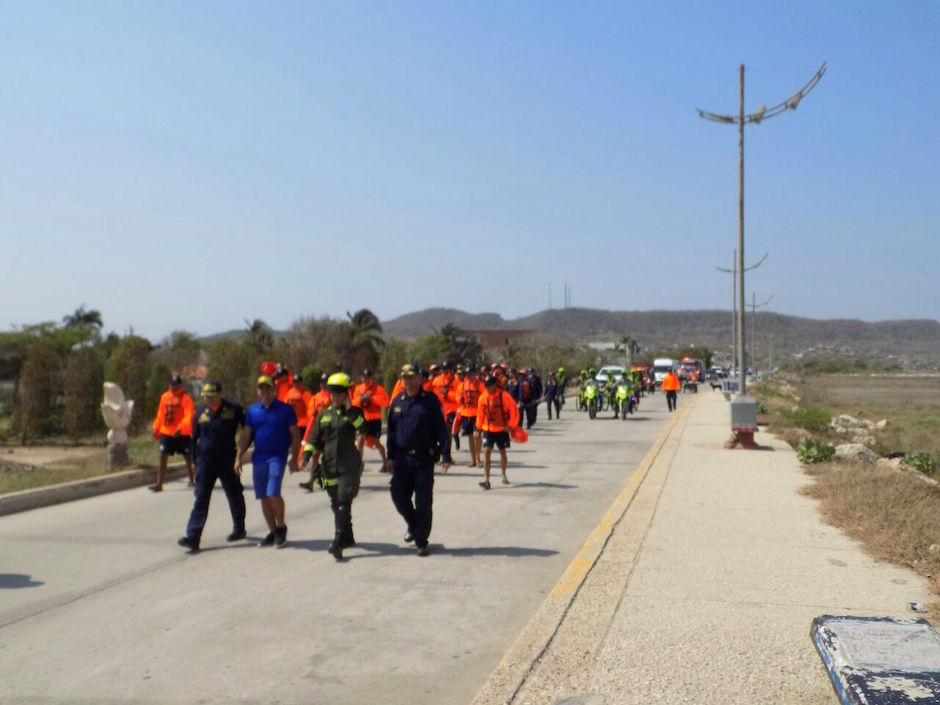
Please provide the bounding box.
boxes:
[151,358,562,561]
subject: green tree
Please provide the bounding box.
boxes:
[105,335,153,433]
[244,319,275,354]
[339,308,386,372]
[63,304,103,330]
[157,330,203,375]
[15,338,61,442]
[206,338,258,406]
[436,323,483,368]
[145,361,172,421]
[63,347,105,440]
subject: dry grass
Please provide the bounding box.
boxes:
[755,373,940,622]
[802,461,940,619]
[0,434,161,494]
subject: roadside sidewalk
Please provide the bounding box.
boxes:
[473,390,932,705]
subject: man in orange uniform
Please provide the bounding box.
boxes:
[284,373,312,440]
[150,374,195,492]
[456,367,484,468]
[475,374,520,490]
[299,374,331,491]
[662,368,681,412]
[273,364,293,402]
[352,368,390,470]
[432,361,460,454]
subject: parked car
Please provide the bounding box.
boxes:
[595,366,625,383]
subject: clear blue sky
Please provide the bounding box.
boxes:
[2,1,937,340]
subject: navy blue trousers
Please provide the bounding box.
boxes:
[390,457,434,549]
[185,458,246,541]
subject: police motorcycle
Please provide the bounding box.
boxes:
[614,379,636,420]
[583,378,600,419]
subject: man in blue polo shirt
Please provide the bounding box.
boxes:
[236,375,300,547]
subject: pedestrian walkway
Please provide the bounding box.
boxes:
[473,390,933,705]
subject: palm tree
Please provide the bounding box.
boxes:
[341,309,386,371]
[63,304,103,329]
[244,319,274,353]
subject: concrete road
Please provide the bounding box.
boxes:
[0,393,678,705]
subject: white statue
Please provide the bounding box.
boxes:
[101,382,134,468]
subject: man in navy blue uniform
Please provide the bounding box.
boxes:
[177,381,246,553]
[384,363,451,557]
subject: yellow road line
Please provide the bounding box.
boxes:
[549,402,689,597]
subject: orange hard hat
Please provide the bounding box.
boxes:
[510,427,528,443]
[260,361,277,376]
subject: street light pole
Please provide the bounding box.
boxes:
[750,292,774,376]
[717,250,767,374]
[698,61,825,447]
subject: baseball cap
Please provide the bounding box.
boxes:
[169,374,183,385]
[201,381,222,395]
[362,368,373,377]
[484,375,497,387]
[257,375,274,387]
[400,363,419,377]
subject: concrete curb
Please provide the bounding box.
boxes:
[471,399,694,705]
[0,464,189,517]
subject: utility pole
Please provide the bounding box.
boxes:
[698,61,825,448]
[750,292,774,376]
[717,249,767,372]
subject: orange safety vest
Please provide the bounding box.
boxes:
[662,372,681,392]
[153,389,195,436]
[475,389,519,432]
[352,381,389,421]
[433,373,459,415]
[275,373,293,402]
[285,386,311,427]
[303,389,332,443]
[457,378,483,417]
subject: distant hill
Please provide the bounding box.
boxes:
[382,308,940,370]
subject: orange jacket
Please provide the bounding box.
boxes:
[475,389,520,432]
[422,379,433,393]
[352,381,389,421]
[303,389,331,443]
[662,371,681,392]
[390,378,404,399]
[153,389,194,436]
[457,378,483,417]
[275,372,293,402]
[285,387,312,427]
[432,372,459,415]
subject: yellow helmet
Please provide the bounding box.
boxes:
[326,372,352,392]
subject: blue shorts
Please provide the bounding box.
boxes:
[252,454,287,499]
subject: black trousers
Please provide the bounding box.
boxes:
[186,457,246,540]
[327,486,354,542]
[390,457,434,549]
[525,402,537,428]
[666,390,677,412]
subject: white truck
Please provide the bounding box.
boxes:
[652,358,677,384]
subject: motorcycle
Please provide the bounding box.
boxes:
[614,382,635,420]
[583,380,599,419]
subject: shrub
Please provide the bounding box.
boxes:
[797,436,835,464]
[787,404,832,433]
[15,338,61,441]
[63,347,104,439]
[105,335,152,433]
[755,399,769,414]
[901,452,936,477]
